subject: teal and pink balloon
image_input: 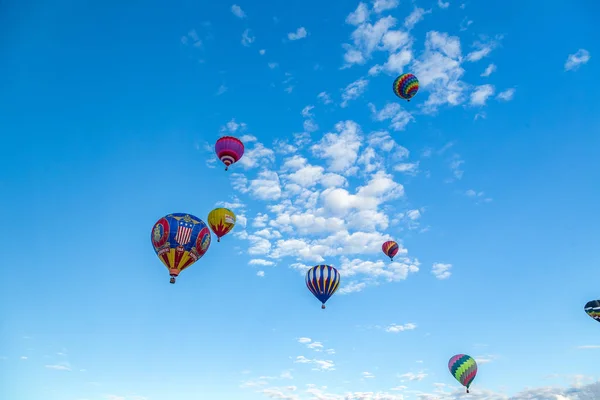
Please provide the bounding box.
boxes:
[448,354,477,393]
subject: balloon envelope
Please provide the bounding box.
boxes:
[151,213,211,282]
[393,73,419,101]
[208,207,236,242]
[215,136,244,170]
[585,300,600,322]
[382,240,399,260]
[448,354,477,391]
[306,265,340,309]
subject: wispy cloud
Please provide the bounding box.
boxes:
[231,5,246,18]
[565,49,590,71]
[287,27,308,41]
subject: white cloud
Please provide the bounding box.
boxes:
[481,63,496,77]
[346,2,370,26]
[288,27,308,41]
[432,262,452,279]
[341,78,369,107]
[256,270,265,277]
[497,88,516,101]
[368,102,414,131]
[372,0,399,13]
[259,49,266,55]
[301,105,315,118]
[565,49,590,71]
[413,31,468,114]
[311,120,363,172]
[342,13,398,67]
[231,4,246,18]
[399,371,428,381]
[243,381,600,400]
[394,162,419,175]
[317,91,333,104]
[242,29,255,46]
[45,363,71,371]
[385,323,417,333]
[404,8,431,30]
[465,37,501,62]
[216,84,227,95]
[293,356,335,371]
[438,0,450,8]
[470,84,495,106]
[362,371,376,379]
[249,259,275,266]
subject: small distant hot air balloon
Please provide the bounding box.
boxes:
[215,136,244,171]
[208,207,236,242]
[585,300,600,323]
[306,265,340,309]
[151,213,211,284]
[382,240,399,261]
[393,73,419,101]
[448,354,477,393]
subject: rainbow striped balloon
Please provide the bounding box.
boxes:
[393,73,419,101]
[448,354,477,393]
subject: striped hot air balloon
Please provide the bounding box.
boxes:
[305,265,341,309]
[215,136,244,171]
[584,300,600,323]
[382,240,399,261]
[448,354,477,393]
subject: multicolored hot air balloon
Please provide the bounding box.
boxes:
[585,300,600,323]
[306,265,340,309]
[448,354,477,393]
[393,73,419,101]
[207,207,236,242]
[382,240,399,261]
[151,213,211,284]
[215,136,244,171]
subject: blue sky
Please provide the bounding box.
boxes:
[1,0,599,399]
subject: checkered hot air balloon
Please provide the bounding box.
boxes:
[215,136,245,171]
[151,213,211,284]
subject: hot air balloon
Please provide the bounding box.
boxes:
[448,354,477,393]
[208,207,236,242]
[215,136,244,171]
[382,240,399,261]
[585,300,600,322]
[306,265,340,309]
[393,73,419,101]
[151,213,211,284]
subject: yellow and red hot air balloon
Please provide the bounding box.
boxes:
[151,213,211,284]
[208,207,236,242]
[382,240,399,261]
